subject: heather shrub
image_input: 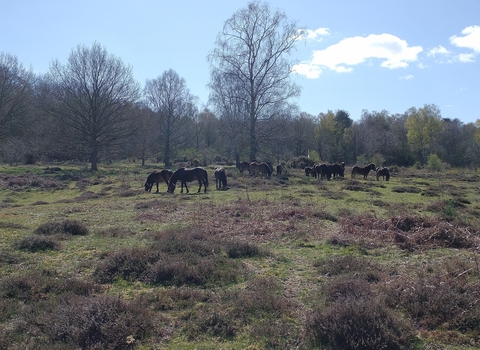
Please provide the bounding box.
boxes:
[14,235,60,252]
[307,296,414,349]
[143,254,242,287]
[323,275,373,302]
[314,255,384,282]
[151,286,213,311]
[151,229,220,256]
[225,240,266,258]
[35,219,88,236]
[0,274,37,301]
[184,303,238,340]
[93,248,161,284]
[239,276,292,317]
[40,295,152,349]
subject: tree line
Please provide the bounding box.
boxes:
[1,1,480,171]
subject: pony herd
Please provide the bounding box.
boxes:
[144,162,391,195]
[305,162,390,181]
[305,162,346,180]
[238,161,276,178]
[144,166,228,194]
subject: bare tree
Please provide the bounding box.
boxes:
[144,69,198,167]
[0,53,34,153]
[209,70,250,165]
[126,103,157,166]
[42,42,140,171]
[208,1,303,161]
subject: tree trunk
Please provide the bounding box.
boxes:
[90,147,98,171]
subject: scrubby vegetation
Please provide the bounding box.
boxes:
[1,163,480,349]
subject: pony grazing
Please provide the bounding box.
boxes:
[214,167,228,190]
[249,161,272,178]
[351,163,376,179]
[376,167,390,181]
[144,169,173,192]
[167,167,208,194]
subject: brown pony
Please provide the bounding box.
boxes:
[214,167,228,190]
[351,163,376,179]
[238,162,251,174]
[144,169,173,192]
[167,167,208,194]
[376,167,390,181]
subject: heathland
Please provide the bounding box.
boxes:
[1,162,480,349]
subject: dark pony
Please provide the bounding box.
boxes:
[314,163,331,180]
[167,167,208,194]
[238,161,251,174]
[376,167,390,181]
[305,166,314,177]
[327,162,345,178]
[214,167,228,190]
[144,169,173,192]
[276,164,283,176]
[351,163,376,179]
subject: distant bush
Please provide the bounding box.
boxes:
[426,153,443,171]
[35,219,89,236]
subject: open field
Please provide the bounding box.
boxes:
[1,162,480,349]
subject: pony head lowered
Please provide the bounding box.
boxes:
[214,167,228,190]
[167,167,208,194]
[144,169,173,192]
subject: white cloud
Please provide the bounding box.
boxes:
[450,25,480,53]
[293,33,422,78]
[300,28,330,41]
[456,53,475,63]
[291,63,322,79]
[399,74,414,80]
[427,45,449,57]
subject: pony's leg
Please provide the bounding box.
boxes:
[197,180,202,193]
[184,181,189,194]
[155,182,160,193]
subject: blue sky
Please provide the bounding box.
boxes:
[2,0,479,123]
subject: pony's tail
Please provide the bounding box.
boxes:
[205,173,209,187]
